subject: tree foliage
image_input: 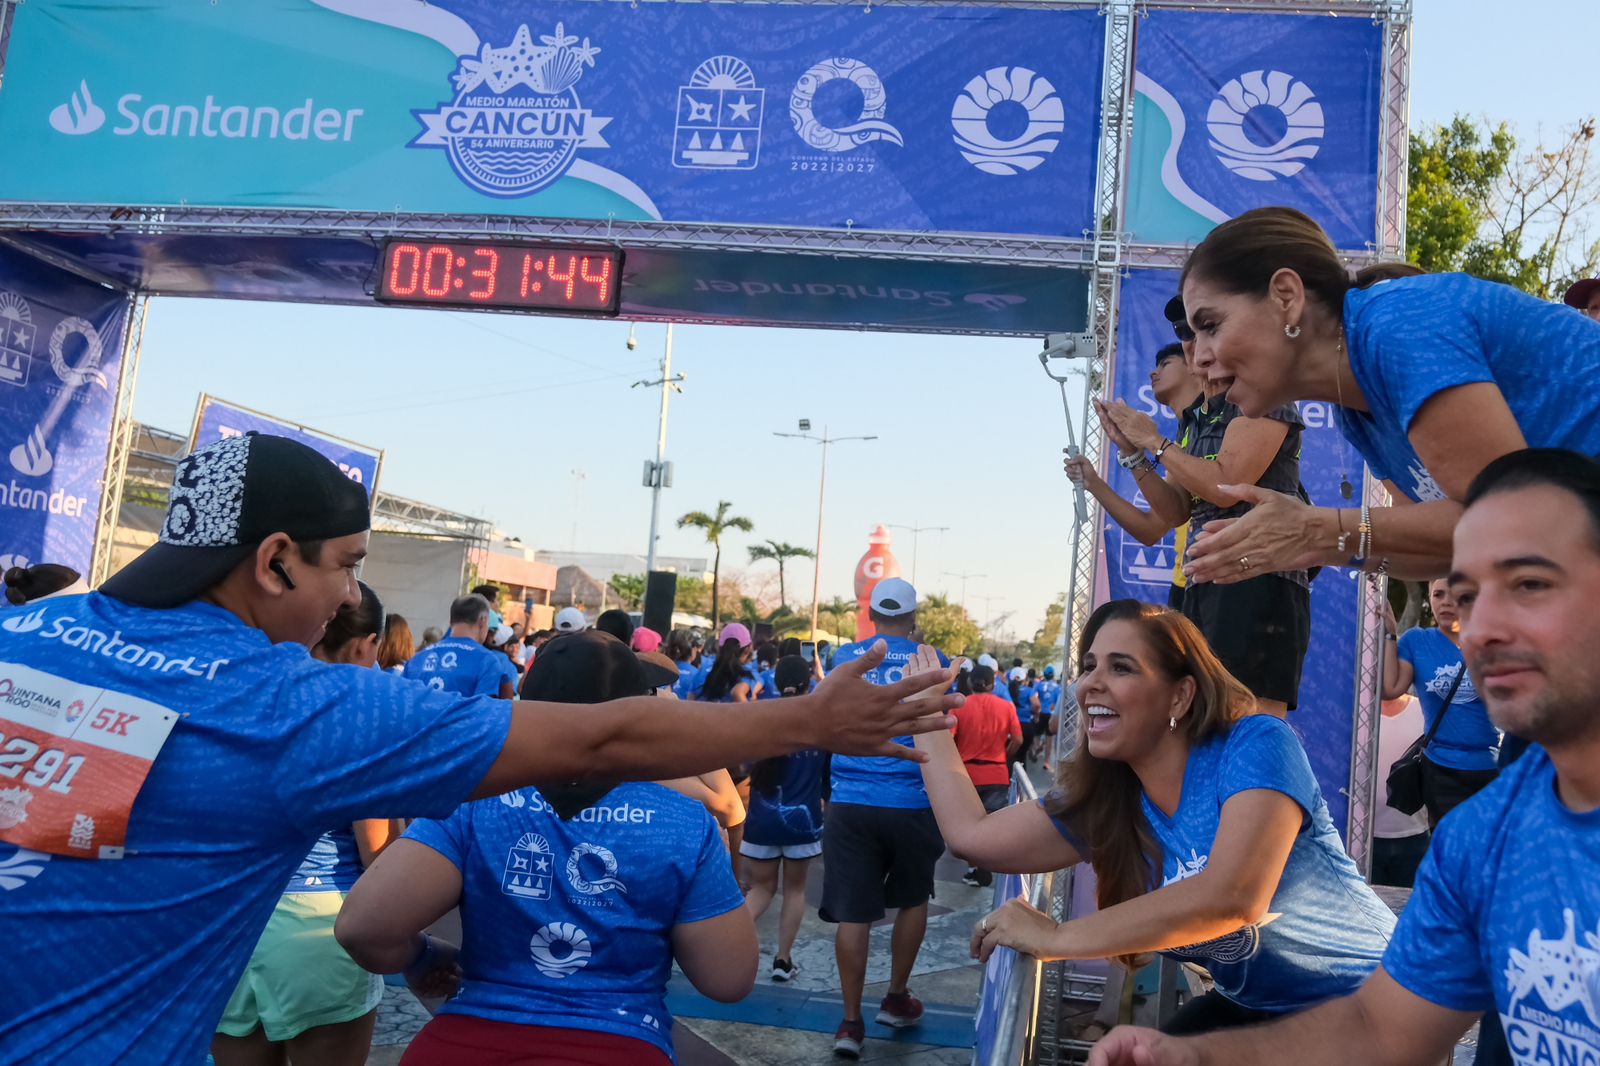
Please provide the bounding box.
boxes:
[746,539,815,609]
[1408,116,1600,298]
[915,594,984,659]
[676,501,754,628]
[608,573,646,610]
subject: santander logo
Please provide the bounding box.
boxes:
[49,80,106,135]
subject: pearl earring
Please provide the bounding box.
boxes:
[1169,716,1177,733]
[1284,323,1302,339]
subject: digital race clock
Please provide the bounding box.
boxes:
[376,240,622,315]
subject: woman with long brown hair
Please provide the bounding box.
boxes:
[905,599,1394,1036]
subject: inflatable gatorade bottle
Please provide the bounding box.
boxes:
[852,525,903,640]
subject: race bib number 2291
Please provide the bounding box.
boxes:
[0,661,178,859]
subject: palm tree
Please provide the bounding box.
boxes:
[747,540,816,609]
[818,596,858,641]
[677,500,754,628]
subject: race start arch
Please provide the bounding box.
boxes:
[0,0,1408,918]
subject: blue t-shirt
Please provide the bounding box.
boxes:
[405,782,744,1060]
[1049,715,1394,1011]
[687,660,760,702]
[673,661,697,701]
[1015,683,1038,724]
[1040,679,1061,716]
[1384,749,1599,1065]
[1397,627,1501,771]
[286,828,363,893]
[0,593,512,1064]
[403,635,516,698]
[1339,274,1600,503]
[744,750,828,848]
[827,635,949,809]
[756,667,779,700]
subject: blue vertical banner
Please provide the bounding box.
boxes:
[1105,269,1360,832]
[1126,12,1384,250]
[0,246,129,579]
[191,397,382,499]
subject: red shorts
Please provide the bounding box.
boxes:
[400,1013,674,1066]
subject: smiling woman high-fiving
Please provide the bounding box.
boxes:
[904,600,1396,1039]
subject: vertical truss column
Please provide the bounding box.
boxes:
[1374,0,1413,258]
[1345,476,1392,876]
[91,294,149,587]
[1037,6,1137,1064]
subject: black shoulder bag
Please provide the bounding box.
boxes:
[1385,667,1465,816]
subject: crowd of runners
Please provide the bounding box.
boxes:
[1,208,1597,1066]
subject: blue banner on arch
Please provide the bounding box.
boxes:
[191,397,382,499]
[0,245,129,579]
[1103,269,1360,833]
[1127,12,1384,250]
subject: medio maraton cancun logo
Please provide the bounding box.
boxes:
[411,22,613,198]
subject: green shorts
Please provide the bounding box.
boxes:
[217,891,384,1042]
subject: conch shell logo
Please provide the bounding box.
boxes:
[1206,70,1324,182]
[530,921,593,978]
[951,67,1065,176]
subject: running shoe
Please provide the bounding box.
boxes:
[961,869,982,887]
[771,957,800,982]
[833,1018,866,1058]
[875,990,925,1029]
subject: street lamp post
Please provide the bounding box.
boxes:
[887,524,949,586]
[632,324,687,574]
[943,570,987,609]
[774,424,877,638]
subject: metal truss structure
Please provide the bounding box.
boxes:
[89,296,148,587]
[373,492,493,542]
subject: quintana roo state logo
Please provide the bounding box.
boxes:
[790,58,902,153]
[1206,70,1325,182]
[411,23,613,198]
[951,67,1065,176]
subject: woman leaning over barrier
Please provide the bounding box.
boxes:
[905,600,1395,1037]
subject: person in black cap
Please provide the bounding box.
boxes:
[0,434,963,1065]
[336,629,757,1065]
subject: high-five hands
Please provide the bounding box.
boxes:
[808,640,960,760]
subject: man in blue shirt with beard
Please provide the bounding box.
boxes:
[403,593,517,698]
[0,435,962,1065]
[1090,449,1600,1066]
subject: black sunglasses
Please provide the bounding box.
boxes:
[1171,320,1195,343]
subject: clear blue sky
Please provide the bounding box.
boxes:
[129,0,1592,643]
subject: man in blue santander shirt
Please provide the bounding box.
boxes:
[822,578,951,1059]
[403,593,517,698]
[1090,449,1600,1066]
[0,435,962,1065]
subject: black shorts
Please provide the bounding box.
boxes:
[819,803,944,924]
[1181,575,1310,708]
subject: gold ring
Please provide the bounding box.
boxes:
[1239,556,1253,572]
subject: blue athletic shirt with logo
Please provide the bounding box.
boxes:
[286,827,363,893]
[403,635,516,698]
[744,750,829,848]
[1384,748,1599,1065]
[1338,273,1600,503]
[756,666,778,700]
[826,635,949,809]
[1047,715,1394,1011]
[405,782,745,1060]
[1397,627,1501,771]
[673,661,697,700]
[1038,680,1060,717]
[0,593,512,1064]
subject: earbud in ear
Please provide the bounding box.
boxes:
[269,560,297,591]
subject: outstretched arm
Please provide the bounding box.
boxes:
[473,641,961,799]
[1087,968,1476,1066]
